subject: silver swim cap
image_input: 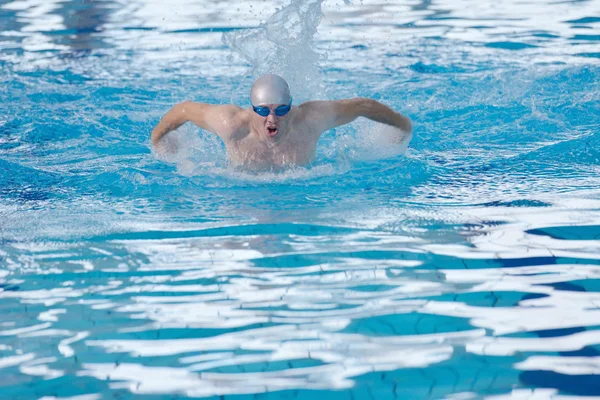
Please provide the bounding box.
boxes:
[250,74,292,106]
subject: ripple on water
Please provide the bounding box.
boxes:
[527,225,600,240]
[1,0,600,398]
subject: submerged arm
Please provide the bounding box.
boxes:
[151,101,240,146]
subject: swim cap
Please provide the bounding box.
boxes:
[250,74,292,106]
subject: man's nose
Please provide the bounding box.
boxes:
[266,112,278,121]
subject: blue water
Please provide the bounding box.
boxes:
[1,0,600,399]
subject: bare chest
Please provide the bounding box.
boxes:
[225,131,318,170]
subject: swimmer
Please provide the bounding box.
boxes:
[151,74,413,170]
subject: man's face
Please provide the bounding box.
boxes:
[252,103,292,138]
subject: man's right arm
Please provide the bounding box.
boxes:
[151,101,241,146]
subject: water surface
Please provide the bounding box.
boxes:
[1,0,600,399]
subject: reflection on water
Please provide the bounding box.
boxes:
[1,0,600,399]
[54,0,114,56]
[2,0,600,67]
[1,200,599,398]
[0,0,114,56]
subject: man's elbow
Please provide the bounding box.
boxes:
[179,100,194,109]
[357,98,378,115]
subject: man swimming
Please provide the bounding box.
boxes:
[151,74,413,170]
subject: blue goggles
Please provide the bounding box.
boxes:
[252,99,292,117]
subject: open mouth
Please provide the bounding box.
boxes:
[267,127,278,136]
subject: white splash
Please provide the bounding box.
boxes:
[223,0,327,104]
[343,120,413,161]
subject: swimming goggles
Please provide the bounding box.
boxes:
[252,99,292,117]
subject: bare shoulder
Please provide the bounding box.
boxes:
[296,99,365,133]
[182,101,244,120]
[183,102,248,138]
[299,98,363,109]
[297,100,334,114]
[297,99,366,118]
[295,100,335,124]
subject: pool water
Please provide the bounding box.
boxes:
[1,0,600,399]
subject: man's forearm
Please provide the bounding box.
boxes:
[151,103,190,146]
[361,98,413,133]
[151,119,182,146]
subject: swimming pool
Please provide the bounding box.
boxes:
[1,0,599,398]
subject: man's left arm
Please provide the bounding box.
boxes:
[300,98,413,137]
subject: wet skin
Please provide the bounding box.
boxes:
[151,98,413,170]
